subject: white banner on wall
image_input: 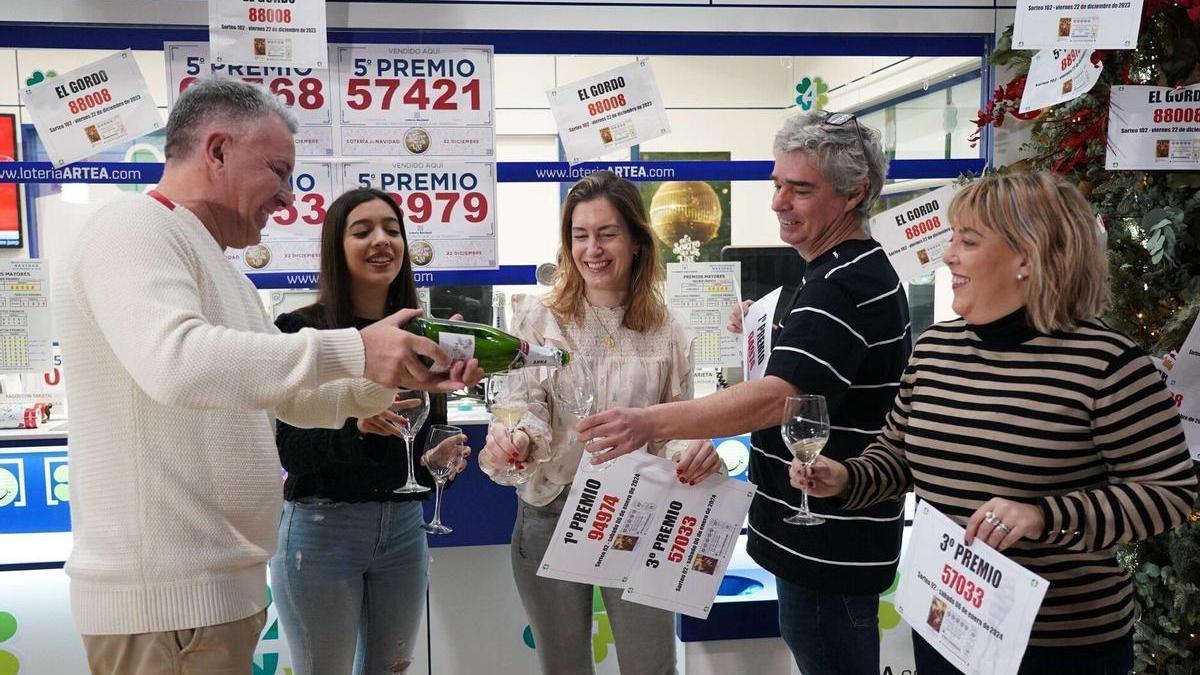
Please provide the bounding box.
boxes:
[343,160,498,270]
[335,44,495,157]
[869,184,960,283]
[1105,84,1200,170]
[547,59,671,165]
[897,504,1048,675]
[209,0,329,69]
[165,42,336,156]
[22,50,162,167]
[223,162,336,275]
[1013,0,1144,50]
[666,262,742,369]
[1019,49,1102,113]
[1165,317,1200,461]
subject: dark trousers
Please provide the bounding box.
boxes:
[776,576,881,675]
[911,629,1134,675]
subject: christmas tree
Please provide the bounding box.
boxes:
[973,3,1200,671]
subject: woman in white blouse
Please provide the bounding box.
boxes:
[480,170,722,675]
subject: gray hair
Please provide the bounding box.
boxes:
[773,110,889,219]
[164,78,298,160]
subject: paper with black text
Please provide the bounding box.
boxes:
[742,286,782,381]
[209,0,329,69]
[621,472,755,618]
[1165,316,1200,460]
[1019,49,1102,114]
[897,503,1048,675]
[537,450,672,588]
[868,184,959,283]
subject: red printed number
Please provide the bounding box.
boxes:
[68,88,112,115]
[248,8,292,23]
[587,94,627,117]
[941,564,985,609]
[345,78,481,111]
[387,192,489,224]
[269,77,325,110]
[1153,108,1200,124]
[273,194,327,227]
[904,216,942,241]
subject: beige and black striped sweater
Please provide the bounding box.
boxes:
[842,310,1198,647]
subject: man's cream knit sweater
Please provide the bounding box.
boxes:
[55,194,393,635]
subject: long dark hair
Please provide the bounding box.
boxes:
[298,188,420,330]
[546,170,666,332]
[296,187,446,422]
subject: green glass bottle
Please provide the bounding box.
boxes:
[405,316,570,373]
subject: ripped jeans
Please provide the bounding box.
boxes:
[269,498,429,675]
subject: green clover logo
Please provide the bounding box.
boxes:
[24,70,57,87]
[522,587,615,665]
[877,572,903,641]
[0,611,20,675]
[795,76,829,111]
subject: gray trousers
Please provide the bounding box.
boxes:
[511,491,677,675]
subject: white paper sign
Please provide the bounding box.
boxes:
[897,504,1049,675]
[1165,317,1200,461]
[223,162,337,274]
[165,42,336,156]
[621,470,756,618]
[666,262,741,369]
[1106,85,1200,170]
[209,0,328,69]
[537,452,672,588]
[547,59,671,165]
[742,286,782,381]
[344,160,497,270]
[1019,49,1103,113]
[22,51,162,167]
[0,260,53,374]
[1013,0,1143,50]
[869,184,960,283]
[335,44,495,157]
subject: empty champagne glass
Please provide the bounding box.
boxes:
[781,394,830,526]
[421,424,465,535]
[486,371,530,486]
[551,359,609,472]
[392,390,431,494]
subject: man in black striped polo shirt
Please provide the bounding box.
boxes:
[579,110,910,674]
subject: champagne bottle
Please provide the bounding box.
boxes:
[405,316,570,373]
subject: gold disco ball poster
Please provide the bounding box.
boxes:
[640,152,731,263]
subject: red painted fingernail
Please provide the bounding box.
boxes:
[679,476,686,483]
[510,452,519,459]
[689,481,695,486]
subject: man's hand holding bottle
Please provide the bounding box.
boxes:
[360,309,485,392]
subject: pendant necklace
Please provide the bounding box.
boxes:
[588,301,620,349]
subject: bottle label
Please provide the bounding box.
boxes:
[432,332,476,374]
[514,342,564,369]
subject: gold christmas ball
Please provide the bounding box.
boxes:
[649,181,723,246]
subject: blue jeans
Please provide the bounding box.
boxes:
[912,630,1134,675]
[269,499,429,675]
[776,577,880,675]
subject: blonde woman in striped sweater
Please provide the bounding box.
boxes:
[793,172,1197,675]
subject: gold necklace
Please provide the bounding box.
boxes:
[588,301,620,349]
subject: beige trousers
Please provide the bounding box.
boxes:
[81,609,267,675]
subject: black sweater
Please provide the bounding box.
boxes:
[275,310,445,502]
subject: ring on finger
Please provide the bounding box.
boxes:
[984,511,998,525]
[997,522,1011,535]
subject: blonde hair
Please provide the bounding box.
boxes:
[948,172,1108,333]
[546,171,667,333]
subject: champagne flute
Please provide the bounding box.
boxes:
[781,394,830,525]
[392,390,431,494]
[550,359,609,472]
[486,372,530,486]
[421,424,465,535]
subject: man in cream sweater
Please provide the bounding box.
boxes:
[54,79,482,674]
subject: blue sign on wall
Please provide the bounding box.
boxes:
[0,444,71,534]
